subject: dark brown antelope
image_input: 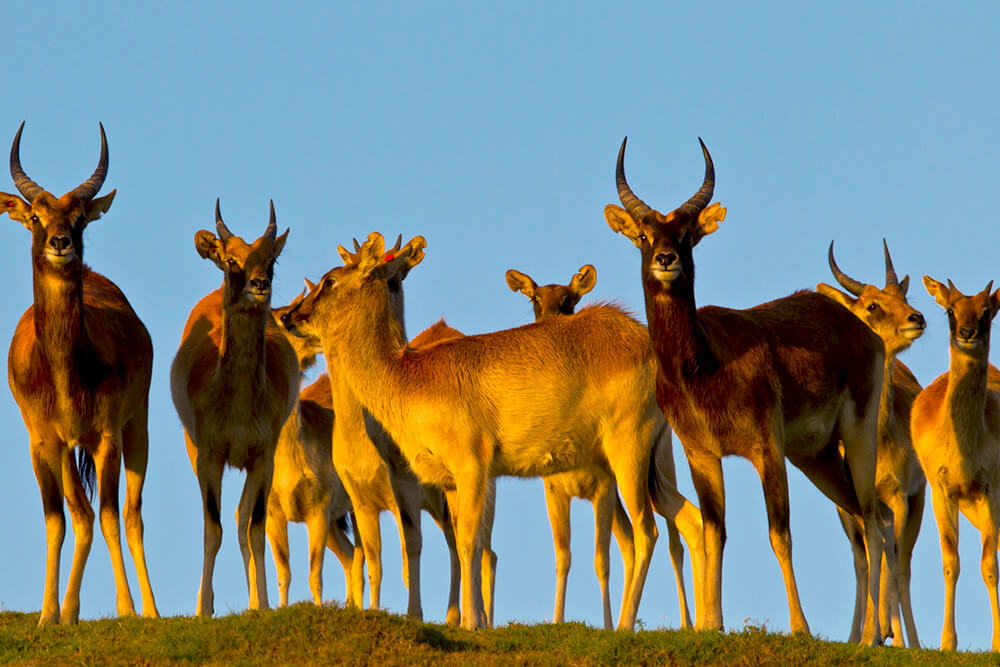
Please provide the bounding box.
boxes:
[911,278,1000,651]
[284,233,698,631]
[505,264,700,629]
[267,292,358,607]
[606,138,885,644]
[170,201,299,615]
[3,123,158,625]
[816,241,927,647]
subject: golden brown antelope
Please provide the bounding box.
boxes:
[506,264,698,629]
[911,278,1000,651]
[170,200,299,615]
[3,123,158,625]
[284,233,702,631]
[606,138,885,643]
[276,249,463,626]
[816,241,927,647]
[266,293,358,607]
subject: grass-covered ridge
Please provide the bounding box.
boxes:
[0,604,993,666]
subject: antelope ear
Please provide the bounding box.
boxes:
[691,202,726,246]
[505,269,536,298]
[991,287,1000,317]
[337,244,353,265]
[923,275,952,309]
[0,192,31,227]
[604,205,644,248]
[83,190,116,225]
[816,283,855,309]
[357,232,386,276]
[570,264,597,298]
[195,230,223,263]
[272,227,290,258]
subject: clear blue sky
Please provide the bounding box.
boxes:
[1,1,998,652]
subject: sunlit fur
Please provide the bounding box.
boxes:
[279,253,472,627]
[816,243,927,647]
[608,139,885,644]
[911,277,1000,651]
[169,207,299,616]
[286,233,668,631]
[2,125,158,625]
[506,264,703,630]
[265,297,357,607]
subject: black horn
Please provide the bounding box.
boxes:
[264,200,277,240]
[678,138,715,214]
[9,122,44,202]
[215,199,234,242]
[70,123,109,202]
[616,137,657,223]
[827,241,865,296]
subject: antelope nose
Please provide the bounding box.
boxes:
[48,235,71,251]
[958,327,976,340]
[908,313,925,327]
[249,278,270,292]
[655,252,678,268]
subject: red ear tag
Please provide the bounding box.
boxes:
[5,200,14,207]
[383,254,395,262]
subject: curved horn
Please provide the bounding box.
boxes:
[70,123,109,202]
[678,137,715,214]
[215,198,234,242]
[882,238,900,288]
[615,137,656,223]
[9,122,44,201]
[828,241,865,296]
[352,238,362,253]
[264,200,277,240]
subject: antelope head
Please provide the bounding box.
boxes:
[273,283,323,370]
[604,137,726,292]
[0,123,116,272]
[924,277,1000,356]
[816,240,926,356]
[505,264,596,320]
[283,232,426,343]
[195,199,289,308]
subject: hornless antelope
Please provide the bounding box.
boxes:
[265,293,358,607]
[284,233,704,631]
[276,246,463,626]
[606,138,885,643]
[911,278,1000,651]
[505,264,699,629]
[816,241,927,647]
[3,123,158,625]
[170,201,299,615]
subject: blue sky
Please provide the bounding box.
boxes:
[1,1,999,652]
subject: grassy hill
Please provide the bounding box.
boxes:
[0,604,994,666]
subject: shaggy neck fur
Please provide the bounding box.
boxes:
[32,256,88,399]
[944,347,990,455]
[217,279,269,400]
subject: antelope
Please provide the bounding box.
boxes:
[265,292,359,607]
[284,233,704,631]
[3,123,158,625]
[910,278,1000,651]
[275,247,463,627]
[170,200,299,615]
[816,241,927,647]
[606,138,886,643]
[505,264,698,629]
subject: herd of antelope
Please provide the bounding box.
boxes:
[4,123,1000,653]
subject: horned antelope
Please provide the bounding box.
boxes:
[816,241,927,647]
[265,292,358,607]
[170,200,299,615]
[283,233,703,631]
[3,123,158,625]
[606,138,885,643]
[505,264,699,629]
[911,278,1000,651]
[275,245,467,626]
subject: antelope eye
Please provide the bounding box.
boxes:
[30,215,40,224]
[227,259,238,270]
[866,303,879,312]
[946,308,954,316]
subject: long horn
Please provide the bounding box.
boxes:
[882,238,900,288]
[215,198,234,241]
[616,137,656,223]
[678,137,715,214]
[264,200,277,240]
[828,241,865,296]
[9,122,44,201]
[71,123,109,202]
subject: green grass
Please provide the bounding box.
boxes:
[0,604,995,666]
